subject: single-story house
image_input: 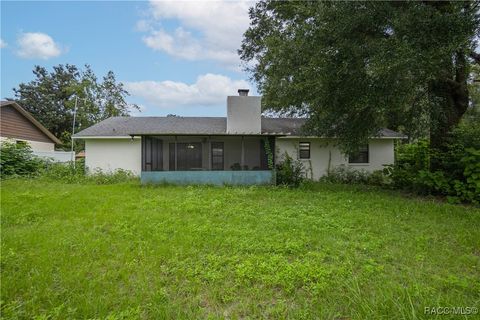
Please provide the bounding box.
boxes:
[0,101,73,162]
[73,90,406,185]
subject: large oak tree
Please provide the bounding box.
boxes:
[240,1,480,151]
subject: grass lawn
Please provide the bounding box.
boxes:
[1,179,479,319]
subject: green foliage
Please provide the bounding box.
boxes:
[385,140,430,189]
[12,64,139,149]
[240,1,479,151]
[467,64,480,122]
[322,165,390,186]
[275,152,304,187]
[389,127,480,204]
[0,141,43,178]
[322,165,369,184]
[0,141,135,185]
[1,180,479,318]
[460,148,480,201]
[39,161,136,185]
[262,137,274,169]
[367,170,392,187]
[85,168,137,185]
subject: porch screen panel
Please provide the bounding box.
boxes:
[142,136,163,171]
[169,143,175,171]
[170,143,202,171]
[211,142,224,170]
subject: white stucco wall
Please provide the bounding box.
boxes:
[82,136,394,179]
[0,136,54,152]
[28,140,55,152]
[275,138,395,180]
[32,151,75,162]
[85,138,141,175]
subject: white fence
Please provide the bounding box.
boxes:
[32,151,75,163]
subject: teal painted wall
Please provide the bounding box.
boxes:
[141,171,274,185]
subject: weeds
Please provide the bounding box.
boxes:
[1,180,478,319]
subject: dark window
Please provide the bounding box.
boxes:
[211,142,224,170]
[299,142,310,159]
[169,142,202,171]
[349,144,369,163]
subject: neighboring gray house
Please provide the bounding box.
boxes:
[73,90,405,185]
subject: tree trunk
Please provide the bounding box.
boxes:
[430,51,469,150]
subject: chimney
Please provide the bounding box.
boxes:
[226,89,261,134]
[238,89,249,96]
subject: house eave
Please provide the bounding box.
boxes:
[72,135,141,139]
[130,133,289,137]
[73,133,289,139]
[277,135,407,140]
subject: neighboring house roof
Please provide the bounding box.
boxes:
[74,116,406,138]
[0,101,62,144]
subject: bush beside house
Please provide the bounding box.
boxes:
[0,141,135,184]
[387,132,480,204]
[319,123,480,205]
[0,141,44,178]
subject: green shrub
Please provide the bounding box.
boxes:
[414,170,450,195]
[40,160,85,183]
[452,148,480,204]
[87,168,136,184]
[275,153,304,187]
[388,125,480,204]
[322,165,369,184]
[411,149,480,204]
[39,160,136,185]
[367,170,392,186]
[385,140,430,190]
[0,141,44,178]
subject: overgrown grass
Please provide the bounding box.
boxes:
[1,180,479,319]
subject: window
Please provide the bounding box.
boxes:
[211,142,224,170]
[299,142,310,159]
[15,140,27,147]
[349,144,369,163]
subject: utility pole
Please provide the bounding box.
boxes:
[71,96,78,168]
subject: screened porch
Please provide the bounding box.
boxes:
[140,135,276,185]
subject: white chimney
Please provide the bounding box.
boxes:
[226,89,261,134]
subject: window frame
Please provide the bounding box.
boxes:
[348,144,369,164]
[298,142,311,159]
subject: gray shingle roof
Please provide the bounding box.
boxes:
[75,117,227,136]
[74,116,406,138]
